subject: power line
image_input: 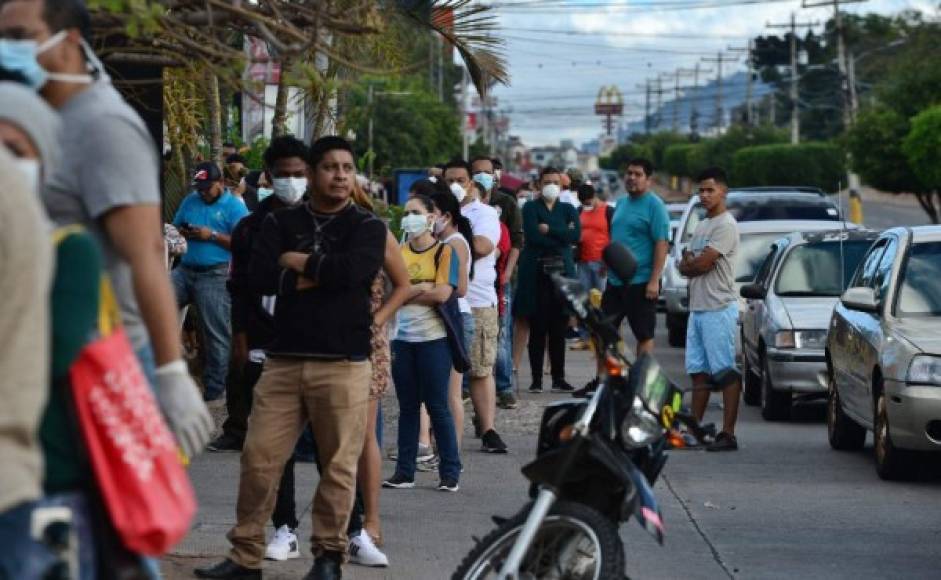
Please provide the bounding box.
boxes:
[767,13,820,143]
[701,52,739,131]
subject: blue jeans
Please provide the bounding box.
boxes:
[0,501,58,580]
[135,343,157,389]
[392,339,461,480]
[172,264,231,399]
[461,311,475,393]
[495,284,514,394]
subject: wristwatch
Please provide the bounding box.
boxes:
[209,230,217,241]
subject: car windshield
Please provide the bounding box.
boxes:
[735,233,786,283]
[681,198,840,243]
[896,242,941,317]
[774,240,873,297]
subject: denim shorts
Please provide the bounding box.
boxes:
[685,302,738,376]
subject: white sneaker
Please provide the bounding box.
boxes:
[349,530,389,567]
[265,525,300,561]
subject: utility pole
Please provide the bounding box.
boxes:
[727,41,755,126]
[701,52,738,134]
[367,83,374,178]
[768,13,818,144]
[802,0,868,127]
[678,63,711,137]
[636,79,651,135]
[461,66,469,160]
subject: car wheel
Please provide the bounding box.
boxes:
[826,367,865,451]
[874,388,918,481]
[760,352,791,421]
[741,335,761,407]
[667,313,686,348]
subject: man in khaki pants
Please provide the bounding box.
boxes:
[196,136,387,580]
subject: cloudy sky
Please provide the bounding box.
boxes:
[486,0,938,147]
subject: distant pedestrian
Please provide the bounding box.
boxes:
[172,161,249,401]
[445,159,509,454]
[570,183,612,354]
[383,195,463,492]
[603,158,670,357]
[515,166,581,394]
[679,167,742,452]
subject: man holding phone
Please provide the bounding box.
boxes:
[172,161,249,401]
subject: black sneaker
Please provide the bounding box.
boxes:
[437,478,460,492]
[206,433,243,453]
[564,327,581,340]
[706,432,738,452]
[528,383,544,394]
[497,391,519,409]
[551,380,575,393]
[381,473,415,489]
[481,429,508,454]
[572,378,598,399]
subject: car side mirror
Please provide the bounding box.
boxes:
[740,283,766,300]
[841,287,879,313]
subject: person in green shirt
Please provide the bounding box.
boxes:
[514,167,581,394]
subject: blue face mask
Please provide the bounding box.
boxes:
[473,172,495,192]
[0,39,47,89]
[257,187,274,202]
[0,31,101,90]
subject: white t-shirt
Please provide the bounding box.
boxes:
[443,232,473,314]
[461,200,501,308]
[560,189,581,208]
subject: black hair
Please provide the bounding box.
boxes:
[406,193,436,214]
[223,142,236,149]
[410,178,449,199]
[42,0,91,41]
[491,158,503,170]
[696,166,729,187]
[225,153,247,165]
[470,155,494,169]
[443,158,472,177]
[308,135,355,168]
[577,183,596,204]
[539,166,562,181]
[263,135,308,172]
[0,67,28,85]
[430,191,478,280]
[627,158,654,177]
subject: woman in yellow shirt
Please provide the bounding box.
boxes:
[383,195,463,492]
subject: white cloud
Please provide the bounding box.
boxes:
[489,0,936,147]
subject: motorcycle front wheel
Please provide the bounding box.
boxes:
[453,500,625,580]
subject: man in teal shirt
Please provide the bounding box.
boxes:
[172,161,249,400]
[602,158,671,356]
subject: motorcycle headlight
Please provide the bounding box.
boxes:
[621,397,662,449]
[907,355,941,385]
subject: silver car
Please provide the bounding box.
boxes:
[740,229,878,421]
[826,226,941,480]
[663,189,842,347]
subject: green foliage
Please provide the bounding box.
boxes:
[660,125,787,178]
[846,107,925,194]
[662,144,703,179]
[632,132,688,169]
[242,136,270,172]
[599,142,654,171]
[374,200,405,239]
[341,76,461,177]
[903,105,941,189]
[873,22,941,118]
[732,143,845,191]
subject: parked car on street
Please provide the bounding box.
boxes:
[659,202,689,311]
[739,229,879,420]
[663,189,843,347]
[826,226,941,480]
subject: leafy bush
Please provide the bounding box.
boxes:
[903,105,941,190]
[732,143,846,191]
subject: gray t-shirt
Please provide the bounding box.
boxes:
[43,82,161,351]
[688,211,739,312]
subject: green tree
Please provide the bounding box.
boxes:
[902,105,941,223]
[342,77,461,177]
[731,143,845,191]
[599,142,653,171]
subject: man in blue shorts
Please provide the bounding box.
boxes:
[678,167,741,451]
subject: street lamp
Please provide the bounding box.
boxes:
[367,84,411,179]
[847,38,907,122]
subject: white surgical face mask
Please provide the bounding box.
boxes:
[542,184,561,201]
[272,177,307,204]
[256,187,274,202]
[401,213,430,237]
[434,216,449,236]
[13,158,40,194]
[450,181,467,203]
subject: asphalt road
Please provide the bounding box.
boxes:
[167,315,941,580]
[165,196,939,579]
[861,197,929,231]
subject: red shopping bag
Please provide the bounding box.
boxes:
[69,278,196,556]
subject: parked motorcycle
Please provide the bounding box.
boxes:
[453,242,722,580]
